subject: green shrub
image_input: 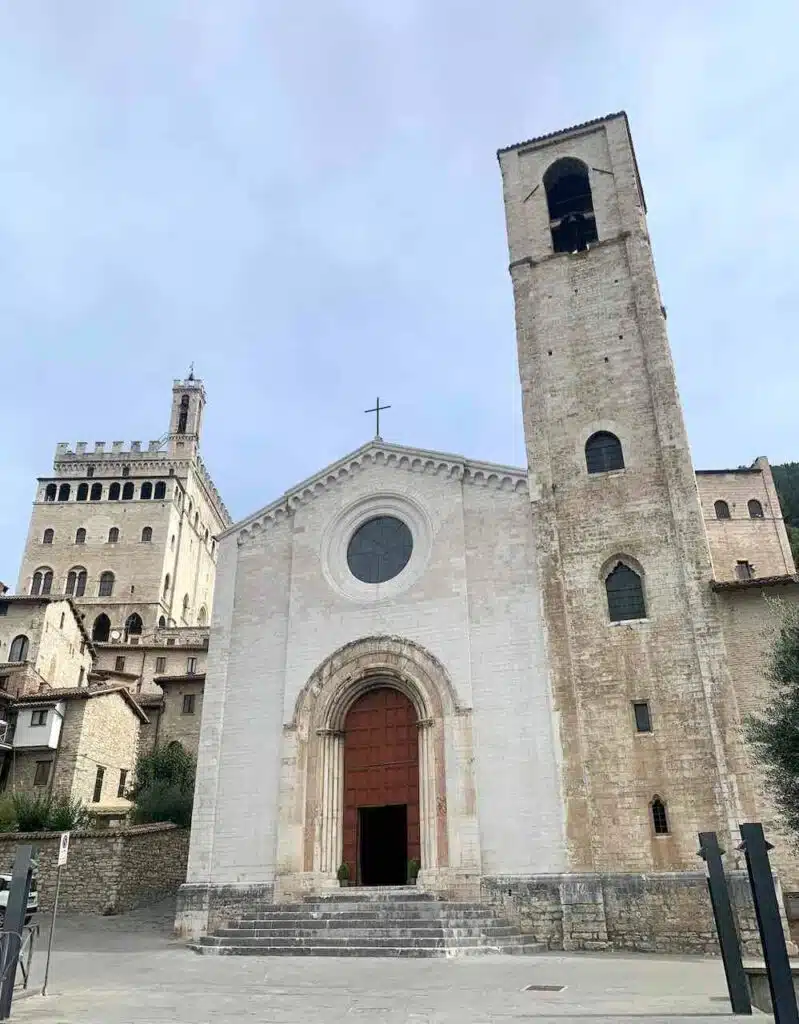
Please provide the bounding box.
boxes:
[47,796,89,832]
[12,793,51,832]
[130,780,193,827]
[130,742,196,799]
[0,799,17,834]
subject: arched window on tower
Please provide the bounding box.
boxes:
[90,482,102,501]
[9,635,29,662]
[122,481,134,500]
[76,483,88,501]
[108,527,119,544]
[86,467,95,478]
[182,594,190,621]
[44,484,57,502]
[42,529,54,545]
[158,615,166,628]
[748,498,764,519]
[154,481,166,500]
[605,560,646,622]
[32,568,53,596]
[163,574,171,598]
[543,157,598,254]
[125,613,143,639]
[651,796,669,835]
[92,614,111,643]
[177,394,189,433]
[98,571,115,597]
[109,482,120,501]
[140,481,153,500]
[75,528,86,545]
[66,567,87,597]
[585,432,624,474]
[141,527,152,543]
[714,500,731,520]
[57,483,71,502]
[197,606,207,627]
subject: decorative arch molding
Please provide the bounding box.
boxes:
[276,636,475,897]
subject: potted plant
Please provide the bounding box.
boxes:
[407,858,421,884]
[337,862,351,887]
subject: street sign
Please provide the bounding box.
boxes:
[57,832,70,867]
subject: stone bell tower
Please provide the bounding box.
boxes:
[168,373,206,458]
[497,113,749,872]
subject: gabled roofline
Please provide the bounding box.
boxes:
[12,684,149,722]
[221,439,528,540]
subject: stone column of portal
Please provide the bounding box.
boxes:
[314,730,344,874]
[417,719,438,869]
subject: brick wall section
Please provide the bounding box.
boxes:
[481,871,791,956]
[697,462,796,581]
[0,824,189,913]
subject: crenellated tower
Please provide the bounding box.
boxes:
[16,376,230,646]
[498,113,751,872]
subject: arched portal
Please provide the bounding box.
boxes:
[342,687,420,885]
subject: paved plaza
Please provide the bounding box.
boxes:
[6,901,770,1023]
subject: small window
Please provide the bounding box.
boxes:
[117,769,128,798]
[197,606,207,627]
[735,560,754,581]
[108,527,119,544]
[122,466,130,478]
[605,562,646,622]
[748,499,764,519]
[182,594,190,620]
[154,481,166,499]
[9,635,29,662]
[76,483,88,501]
[182,693,196,715]
[33,761,51,787]
[585,432,624,474]
[31,709,48,727]
[98,571,115,597]
[543,157,598,253]
[92,613,111,642]
[42,528,54,545]
[121,481,134,500]
[651,797,669,835]
[155,656,166,674]
[163,573,171,597]
[59,612,65,629]
[90,482,102,501]
[141,526,152,543]
[115,655,126,672]
[140,481,153,500]
[41,570,53,595]
[92,766,105,803]
[44,483,57,502]
[68,568,88,598]
[57,483,70,501]
[75,528,86,545]
[187,657,197,675]
[31,572,42,596]
[633,701,652,733]
[125,613,143,638]
[78,665,84,686]
[87,467,95,478]
[158,616,166,629]
[166,638,176,647]
[109,482,120,501]
[714,500,731,520]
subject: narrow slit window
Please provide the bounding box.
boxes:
[633,701,652,733]
[651,797,669,835]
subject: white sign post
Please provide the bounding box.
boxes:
[42,832,69,995]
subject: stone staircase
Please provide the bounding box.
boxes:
[191,887,543,958]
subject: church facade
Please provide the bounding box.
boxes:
[177,113,798,943]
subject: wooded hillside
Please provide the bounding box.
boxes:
[773,462,799,565]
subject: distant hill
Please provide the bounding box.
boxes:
[772,462,799,565]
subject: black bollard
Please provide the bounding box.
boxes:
[739,822,799,1024]
[698,831,751,1014]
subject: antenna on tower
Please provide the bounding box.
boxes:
[188,362,195,381]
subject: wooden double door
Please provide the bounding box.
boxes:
[342,687,420,885]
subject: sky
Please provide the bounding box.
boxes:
[1,1,798,580]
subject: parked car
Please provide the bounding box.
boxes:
[0,874,38,926]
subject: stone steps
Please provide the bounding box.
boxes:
[191,890,542,958]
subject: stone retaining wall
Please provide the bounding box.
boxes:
[0,823,189,914]
[481,871,793,956]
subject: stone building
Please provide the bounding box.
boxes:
[16,376,230,645]
[177,112,799,948]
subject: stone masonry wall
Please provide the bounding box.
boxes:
[0,823,189,913]
[482,871,792,956]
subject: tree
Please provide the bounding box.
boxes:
[130,742,196,828]
[746,602,799,841]
[772,463,799,566]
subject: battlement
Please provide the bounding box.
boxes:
[55,440,168,461]
[197,455,232,526]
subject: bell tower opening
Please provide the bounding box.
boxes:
[168,374,206,456]
[342,687,420,886]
